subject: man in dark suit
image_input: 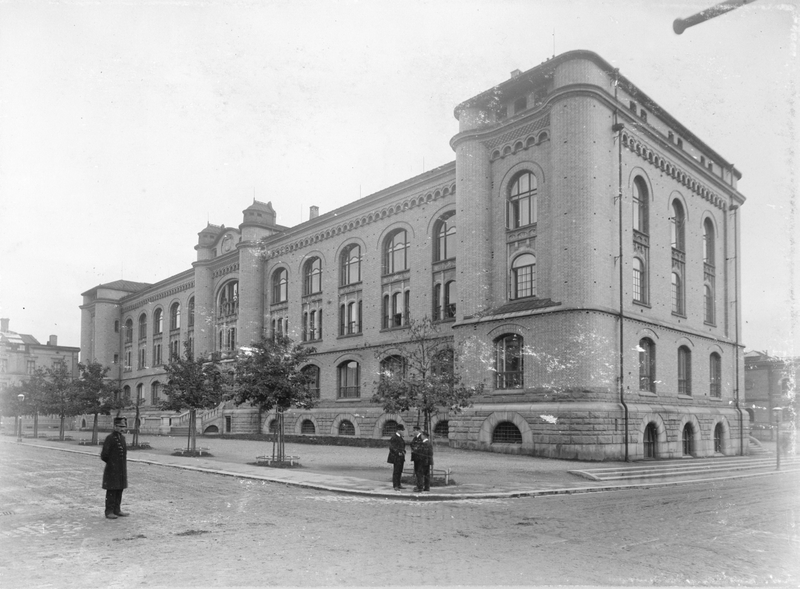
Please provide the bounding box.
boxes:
[101,417,129,519]
[412,429,434,491]
[387,424,406,490]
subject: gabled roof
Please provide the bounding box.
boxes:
[81,280,152,297]
[0,331,39,346]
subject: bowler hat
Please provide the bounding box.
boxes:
[113,417,127,427]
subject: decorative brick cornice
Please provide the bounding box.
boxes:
[122,282,195,313]
[264,181,456,260]
[487,114,551,160]
[622,132,728,211]
[213,262,239,278]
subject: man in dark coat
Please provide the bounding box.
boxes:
[101,417,129,519]
[412,430,434,492]
[386,424,406,490]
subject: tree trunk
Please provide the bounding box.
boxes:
[188,408,197,453]
[59,414,65,440]
[33,412,39,438]
[277,410,285,462]
[133,404,141,446]
[92,413,99,445]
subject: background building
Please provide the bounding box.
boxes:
[80,50,747,460]
[744,351,798,442]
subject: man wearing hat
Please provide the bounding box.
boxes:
[386,423,406,490]
[101,417,129,519]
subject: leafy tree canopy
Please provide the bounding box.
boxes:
[160,342,227,412]
[230,335,317,414]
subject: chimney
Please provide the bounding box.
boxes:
[310,206,319,219]
[510,69,522,78]
[48,335,57,346]
[0,318,8,332]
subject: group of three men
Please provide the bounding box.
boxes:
[387,424,434,492]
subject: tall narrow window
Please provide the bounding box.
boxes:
[338,361,360,398]
[153,308,163,335]
[507,172,538,228]
[671,272,683,315]
[302,365,320,399]
[670,200,685,251]
[219,281,239,317]
[170,302,181,331]
[272,268,288,303]
[346,302,359,334]
[632,258,646,303]
[709,353,721,397]
[434,212,456,261]
[382,294,390,329]
[391,292,403,327]
[632,177,649,234]
[704,284,715,324]
[639,338,656,392]
[304,257,322,295]
[678,346,692,395]
[444,281,456,319]
[512,253,536,299]
[188,297,195,328]
[151,381,161,406]
[703,219,715,265]
[341,244,361,285]
[384,230,409,274]
[495,334,523,389]
[125,319,133,344]
[138,313,147,340]
[714,423,723,453]
[433,283,442,320]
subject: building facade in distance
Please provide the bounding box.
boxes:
[80,50,747,460]
[744,351,798,440]
[0,318,80,390]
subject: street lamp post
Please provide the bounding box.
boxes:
[772,407,782,471]
[16,393,25,442]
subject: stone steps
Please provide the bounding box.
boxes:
[569,455,800,482]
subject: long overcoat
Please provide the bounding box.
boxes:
[387,432,406,464]
[101,430,128,490]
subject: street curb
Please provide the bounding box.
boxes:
[7,439,800,502]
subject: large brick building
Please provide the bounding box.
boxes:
[80,50,747,460]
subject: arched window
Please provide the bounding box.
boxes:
[384,230,409,274]
[639,338,656,392]
[338,361,360,399]
[714,423,723,453]
[340,244,361,285]
[138,313,147,340]
[703,218,715,266]
[512,254,536,299]
[704,284,715,324]
[432,348,455,380]
[170,302,181,331]
[153,308,163,335]
[304,257,322,295]
[678,346,692,395]
[709,353,722,397]
[670,200,685,251]
[380,355,406,380]
[218,281,239,317]
[338,420,355,436]
[632,177,649,234]
[434,212,456,261]
[492,421,522,444]
[136,383,144,403]
[301,419,316,435]
[122,384,130,403]
[671,272,683,315]
[151,381,161,406]
[433,420,449,439]
[507,172,538,229]
[188,297,195,328]
[301,365,320,399]
[272,269,288,303]
[495,334,523,389]
[643,422,657,459]
[382,420,400,437]
[682,424,694,456]
[632,257,647,303]
[268,419,278,434]
[125,319,133,344]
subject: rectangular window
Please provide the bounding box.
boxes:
[112,354,119,365]
[678,349,692,395]
[710,355,722,398]
[26,359,35,373]
[152,343,162,366]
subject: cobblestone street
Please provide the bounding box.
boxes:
[0,442,798,587]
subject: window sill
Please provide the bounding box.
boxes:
[678,394,693,400]
[708,396,723,401]
[638,390,657,397]
[433,317,456,324]
[335,397,361,402]
[632,300,651,309]
[380,326,409,333]
[704,321,716,327]
[671,312,686,319]
[337,333,363,339]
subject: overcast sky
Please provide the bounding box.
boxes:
[0,0,797,357]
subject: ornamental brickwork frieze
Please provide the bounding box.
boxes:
[621,132,728,211]
[266,181,456,260]
[487,114,551,161]
[122,281,194,313]
[212,262,239,279]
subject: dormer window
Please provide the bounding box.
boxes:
[629,100,637,113]
[513,96,527,115]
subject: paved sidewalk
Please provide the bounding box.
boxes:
[2,431,791,500]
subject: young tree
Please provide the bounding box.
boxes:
[42,362,80,440]
[230,335,317,462]
[371,317,483,436]
[161,342,227,454]
[9,368,50,438]
[74,361,122,445]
